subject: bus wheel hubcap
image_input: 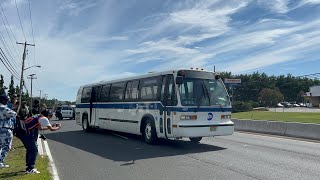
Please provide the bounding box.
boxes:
[145,124,152,139]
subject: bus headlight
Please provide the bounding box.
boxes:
[180,115,197,120]
[221,115,231,119]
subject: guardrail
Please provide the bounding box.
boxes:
[232,119,320,140]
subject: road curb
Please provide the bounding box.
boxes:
[37,138,60,180]
[232,119,320,140]
[37,136,44,155]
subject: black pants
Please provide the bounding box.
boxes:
[16,129,38,170]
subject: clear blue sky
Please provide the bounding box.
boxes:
[0,0,320,101]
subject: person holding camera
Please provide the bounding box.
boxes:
[17,110,61,174]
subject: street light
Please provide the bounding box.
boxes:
[24,65,41,71]
[28,74,37,109]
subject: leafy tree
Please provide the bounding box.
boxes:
[258,88,284,107]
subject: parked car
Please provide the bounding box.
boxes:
[283,102,292,107]
[299,103,307,107]
[277,103,283,107]
[293,103,300,107]
[55,106,74,120]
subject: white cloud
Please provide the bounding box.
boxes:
[257,0,290,14]
[59,0,97,16]
[300,0,320,5]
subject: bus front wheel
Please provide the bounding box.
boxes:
[82,115,92,132]
[189,137,202,143]
[143,119,157,144]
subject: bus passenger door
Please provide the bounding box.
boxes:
[90,86,101,127]
[159,75,175,139]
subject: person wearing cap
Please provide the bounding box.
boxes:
[0,94,16,168]
[17,109,61,174]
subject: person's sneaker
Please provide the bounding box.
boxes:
[0,163,9,168]
[25,168,40,174]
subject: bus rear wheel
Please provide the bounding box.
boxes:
[143,119,157,144]
[189,137,202,143]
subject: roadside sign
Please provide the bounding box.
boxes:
[224,79,241,84]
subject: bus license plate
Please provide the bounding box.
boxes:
[210,126,217,131]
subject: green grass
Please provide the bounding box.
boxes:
[232,111,320,124]
[0,137,51,180]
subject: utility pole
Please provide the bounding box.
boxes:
[44,94,48,105]
[17,42,35,113]
[27,74,37,108]
[38,90,42,106]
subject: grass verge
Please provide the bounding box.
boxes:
[0,137,51,180]
[232,111,320,124]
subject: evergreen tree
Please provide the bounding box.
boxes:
[8,75,15,101]
[0,74,6,94]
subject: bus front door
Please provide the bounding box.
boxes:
[159,75,175,139]
[90,86,101,127]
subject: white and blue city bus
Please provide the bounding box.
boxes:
[75,69,234,144]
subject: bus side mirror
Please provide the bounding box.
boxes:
[176,76,183,85]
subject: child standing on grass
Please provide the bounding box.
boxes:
[0,94,16,168]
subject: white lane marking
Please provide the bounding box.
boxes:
[43,140,60,180]
[37,136,44,155]
[112,133,129,140]
[236,132,320,144]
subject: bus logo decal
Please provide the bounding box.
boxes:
[208,113,213,121]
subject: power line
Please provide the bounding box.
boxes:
[0,2,18,42]
[0,4,21,61]
[0,56,20,80]
[0,47,20,78]
[14,0,27,41]
[0,31,21,68]
[0,47,20,76]
[28,0,36,67]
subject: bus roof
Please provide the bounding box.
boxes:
[81,69,216,88]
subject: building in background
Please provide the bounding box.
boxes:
[306,86,320,107]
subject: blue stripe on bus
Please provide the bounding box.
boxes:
[76,103,231,112]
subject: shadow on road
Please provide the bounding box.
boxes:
[45,129,226,162]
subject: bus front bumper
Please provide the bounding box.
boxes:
[175,123,234,138]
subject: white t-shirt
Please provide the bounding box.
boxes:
[39,117,51,127]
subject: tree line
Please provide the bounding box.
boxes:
[221,72,320,111]
[0,74,58,108]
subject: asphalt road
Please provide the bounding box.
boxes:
[43,118,320,180]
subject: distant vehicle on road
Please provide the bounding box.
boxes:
[55,105,74,120]
[75,69,234,144]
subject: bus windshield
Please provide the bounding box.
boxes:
[179,78,230,107]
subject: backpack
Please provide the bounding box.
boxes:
[14,115,42,134]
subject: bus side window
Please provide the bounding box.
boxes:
[100,84,111,102]
[81,87,92,103]
[125,81,133,100]
[139,77,159,101]
[110,82,125,102]
[92,86,101,102]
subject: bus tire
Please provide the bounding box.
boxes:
[58,116,63,120]
[143,119,158,144]
[189,137,202,143]
[82,115,92,132]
